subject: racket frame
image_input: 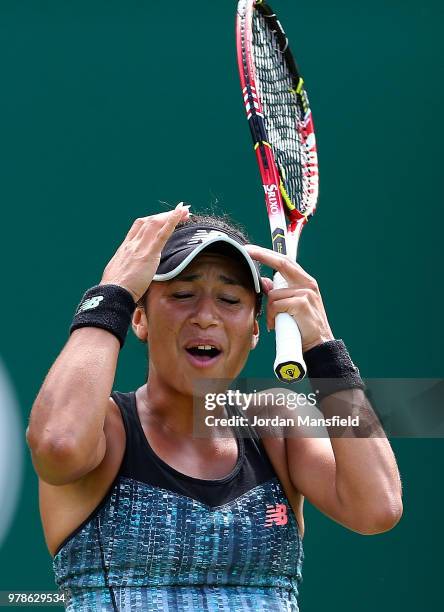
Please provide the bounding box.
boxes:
[236,0,319,382]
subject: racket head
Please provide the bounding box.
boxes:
[236,0,319,233]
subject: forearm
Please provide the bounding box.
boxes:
[321,389,402,524]
[27,327,119,456]
[27,207,190,483]
[244,243,404,531]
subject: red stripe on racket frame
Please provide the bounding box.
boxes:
[236,0,318,254]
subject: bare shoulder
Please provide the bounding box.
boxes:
[257,435,305,538]
[259,436,305,538]
[251,386,311,538]
[39,397,126,557]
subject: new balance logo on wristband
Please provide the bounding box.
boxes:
[77,296,104,313]
[70,285,134,348]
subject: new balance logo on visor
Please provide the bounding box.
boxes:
[187,229,228,245]
[78,296,104,313]
[264,503,288,527]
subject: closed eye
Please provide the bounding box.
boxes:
[171,293,240,304]
[172,292,194,299]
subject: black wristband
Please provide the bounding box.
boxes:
[69,284,136,348]
[304,339,365,401]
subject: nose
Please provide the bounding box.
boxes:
[189,295,220,329]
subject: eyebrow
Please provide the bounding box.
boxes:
[174,273,246,287]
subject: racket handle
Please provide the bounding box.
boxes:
[273,272,306,382]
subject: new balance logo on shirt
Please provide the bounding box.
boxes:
[264,503,288,527]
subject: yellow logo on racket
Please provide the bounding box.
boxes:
[277,363,301,381]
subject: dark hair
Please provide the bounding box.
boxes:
[137,212,263,316]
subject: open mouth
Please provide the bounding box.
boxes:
[185,344,222,364]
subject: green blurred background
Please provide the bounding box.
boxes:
[0,0,442,610]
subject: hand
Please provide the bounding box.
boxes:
[100,203,190,302]
[245,244,334,353]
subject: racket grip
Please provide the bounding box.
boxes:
[273,273,306,382]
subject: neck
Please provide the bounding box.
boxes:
[138,362,233,438]
[137,367,200,437]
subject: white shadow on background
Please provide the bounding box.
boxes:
[0,358,24,549]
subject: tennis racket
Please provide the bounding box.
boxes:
[236,0,319,382]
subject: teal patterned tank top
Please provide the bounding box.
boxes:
[53,391,304,611]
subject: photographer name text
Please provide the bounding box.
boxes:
[204,414,360,428]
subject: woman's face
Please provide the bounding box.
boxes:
[142,253,259,396]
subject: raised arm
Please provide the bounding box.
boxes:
[245,243,403,535]
[26,204,190,485]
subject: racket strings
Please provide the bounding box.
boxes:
[252,11,311,214]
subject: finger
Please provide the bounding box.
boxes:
[245,244,312,285]
[151,202,190,246]
[125,217,146,241]
[260,277,273,294]
[126,206,187,242]
[132,204,190,245]
[266,296,312,330]
[267,287,318,303]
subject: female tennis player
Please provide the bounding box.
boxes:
[27,203,403,611]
